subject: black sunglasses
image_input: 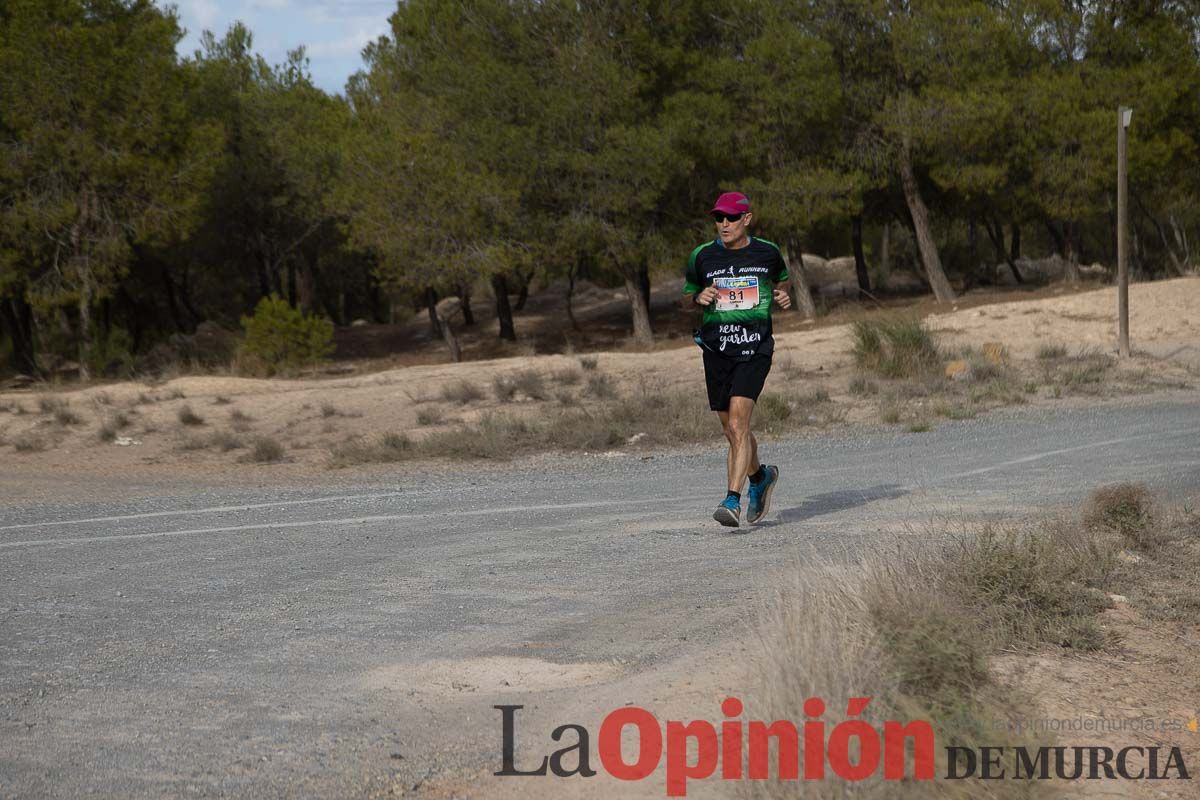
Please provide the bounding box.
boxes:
[712,212,745,223]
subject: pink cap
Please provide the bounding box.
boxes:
[711,191,751,215]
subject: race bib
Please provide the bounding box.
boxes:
[713,276,759,311]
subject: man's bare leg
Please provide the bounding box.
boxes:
[718,397,759,493]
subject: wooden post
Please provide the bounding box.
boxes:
[1117,106,1131,358]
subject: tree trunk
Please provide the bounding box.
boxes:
[296,259,316,314]
[565,264,581,331]
[962,219,980,292]
[1169,213,1190,266]
[0,294,38,375]
[1010,223,1021,262]
[491,274,517,341]
[623,272,653,346]
[179,264,202,326]
[1063,221,1081,283]
[880,221,890,275]
[851,215,871,297]
[985,219,1024,284]
[286,262,297,308]
[1043,218,1068,258]
[783,237,817,319]
[458,284,475,326]
[424,286,442,337]
[1148,212,1185,276]
[1133,219,1144,276]
[160,264,186,333]
[514,273,530,312]
[897,143,955,302]
[637,260,651,311]
[78,263,93,381]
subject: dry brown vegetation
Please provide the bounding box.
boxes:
[750,484,1200,799]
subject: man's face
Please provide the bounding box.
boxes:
[713,211,751,246]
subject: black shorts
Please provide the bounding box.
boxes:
[703,352,772,411]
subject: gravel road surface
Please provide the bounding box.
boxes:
[2,393,1199,798]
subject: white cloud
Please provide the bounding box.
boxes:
[306,26,385,59]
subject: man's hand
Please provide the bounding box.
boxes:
[693,286,719,307]
[773,285,792,310]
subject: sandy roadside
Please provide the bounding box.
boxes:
[1,277,1197,501]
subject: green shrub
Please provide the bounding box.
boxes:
[86,327,136,378]
[756,394,792,424]
[851,318,941,378]
[236,295,334,376]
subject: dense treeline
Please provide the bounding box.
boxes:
[1,0,1198,376]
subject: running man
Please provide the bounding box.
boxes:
[682,191,792,527]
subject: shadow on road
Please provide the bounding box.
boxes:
[760,483,909,527]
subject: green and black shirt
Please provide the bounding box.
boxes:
[683,236,789,361]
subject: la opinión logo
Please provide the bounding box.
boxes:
[494,697,1192,797]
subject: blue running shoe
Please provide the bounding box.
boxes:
[713,495,741,528]
[746,465,779,524]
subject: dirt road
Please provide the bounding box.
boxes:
[2,392,1200,798]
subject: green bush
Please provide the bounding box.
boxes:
[86,326,136,378]
[236,295,334,376]
[851,317,941,378]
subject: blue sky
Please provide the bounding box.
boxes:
[173,0,395,94]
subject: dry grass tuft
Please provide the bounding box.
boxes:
[1036,342,1068,360]
[329,432,413,465]
[246,436,285,463]
[440,380,484,405]
[493,369,548,402]
[97,412,131,442]
[1038,347,1115,392]
[177,404,205,426]
[577,355,599,371]
[585,372,617,400]
[209,430,245,452]
[552,367,582,386]
[39,396,81,425]
[848,373,879,395]
[416,406,444,426]
[1084,482,1163,551]
[14,433,46,452]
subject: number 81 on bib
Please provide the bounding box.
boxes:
[713,276,760,311]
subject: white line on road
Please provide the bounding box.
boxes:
[944,427,1200,481]
[0,491,412,531]
[0,497,694,549]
